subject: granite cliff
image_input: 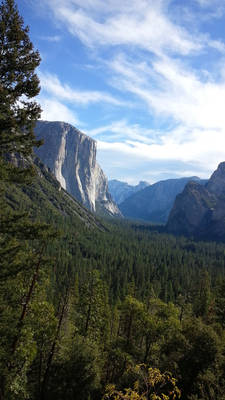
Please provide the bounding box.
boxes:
[34,121,121,217]
[166,162,225,240]
[119,177,205,223]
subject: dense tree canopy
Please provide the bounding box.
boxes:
[0,1,55,398]
[1,1,225,400]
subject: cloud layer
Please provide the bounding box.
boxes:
[36,0,225,182]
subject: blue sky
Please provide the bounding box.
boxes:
[19,0,225,184]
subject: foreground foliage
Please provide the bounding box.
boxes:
[1,1,225,400]
[103,364,181,400]
[2,173,225,399]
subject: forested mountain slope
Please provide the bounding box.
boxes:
[1,1,225,399]
[3,150,225,400]
[119,176,206,223]
[167,162,225,240]
[4,156,105,230]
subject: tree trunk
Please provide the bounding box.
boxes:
[40,289,69,400]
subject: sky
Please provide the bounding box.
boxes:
[18,0,225,184]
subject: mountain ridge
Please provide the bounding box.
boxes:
[4,156,105,231]
[119,176,207,223]
[166,162,225,240]
[108,179,149,204]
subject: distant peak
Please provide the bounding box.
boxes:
[217,161,225,172]
[210,162,225,180]
[206,161,225,197]
[188,176,200,180]
[138,180,150,185]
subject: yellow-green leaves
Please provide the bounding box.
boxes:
[103,364,181,400]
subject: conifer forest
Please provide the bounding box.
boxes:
[1,1,225,399]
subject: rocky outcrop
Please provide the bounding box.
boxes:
[119,177,205,223]
[34,121,121,216]
[108,180,149,205]
[206,162,225,196]
[94,164,121,216]
[166,162,225,240]
[166,182,217,236]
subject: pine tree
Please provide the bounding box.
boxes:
[0,2,57,398]
[0,0,45,282]
[0,0,42,182]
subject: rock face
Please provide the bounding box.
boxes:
[119,177,205,223]
[108,179,150,204]
[166,162,225,240]
[206,162,225,197]
[34,121,121,217]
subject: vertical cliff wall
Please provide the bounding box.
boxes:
[34,121,121,216]
[166,162,225,240]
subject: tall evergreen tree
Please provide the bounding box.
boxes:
[0,2,56,398]
[0,0,42,182]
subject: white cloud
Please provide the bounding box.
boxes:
[44,0,203,56]
[107,53,225,131]
[40,35,61,42]
[39,97,80,125]
[194,0,225,20]
[97,127,225,167]
[94,48,225,181]
[196,0,221,7]
[37,0,225,182]
[39,71,125,106]
[86,120,156,143]
[96,123,225,182]
[196,0,213,5]
[208,39,225,53]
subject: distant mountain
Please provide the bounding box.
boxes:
[166,162,225,241]
[119,177,207,223]
[34,121,121,217]
[108,179,149,204]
